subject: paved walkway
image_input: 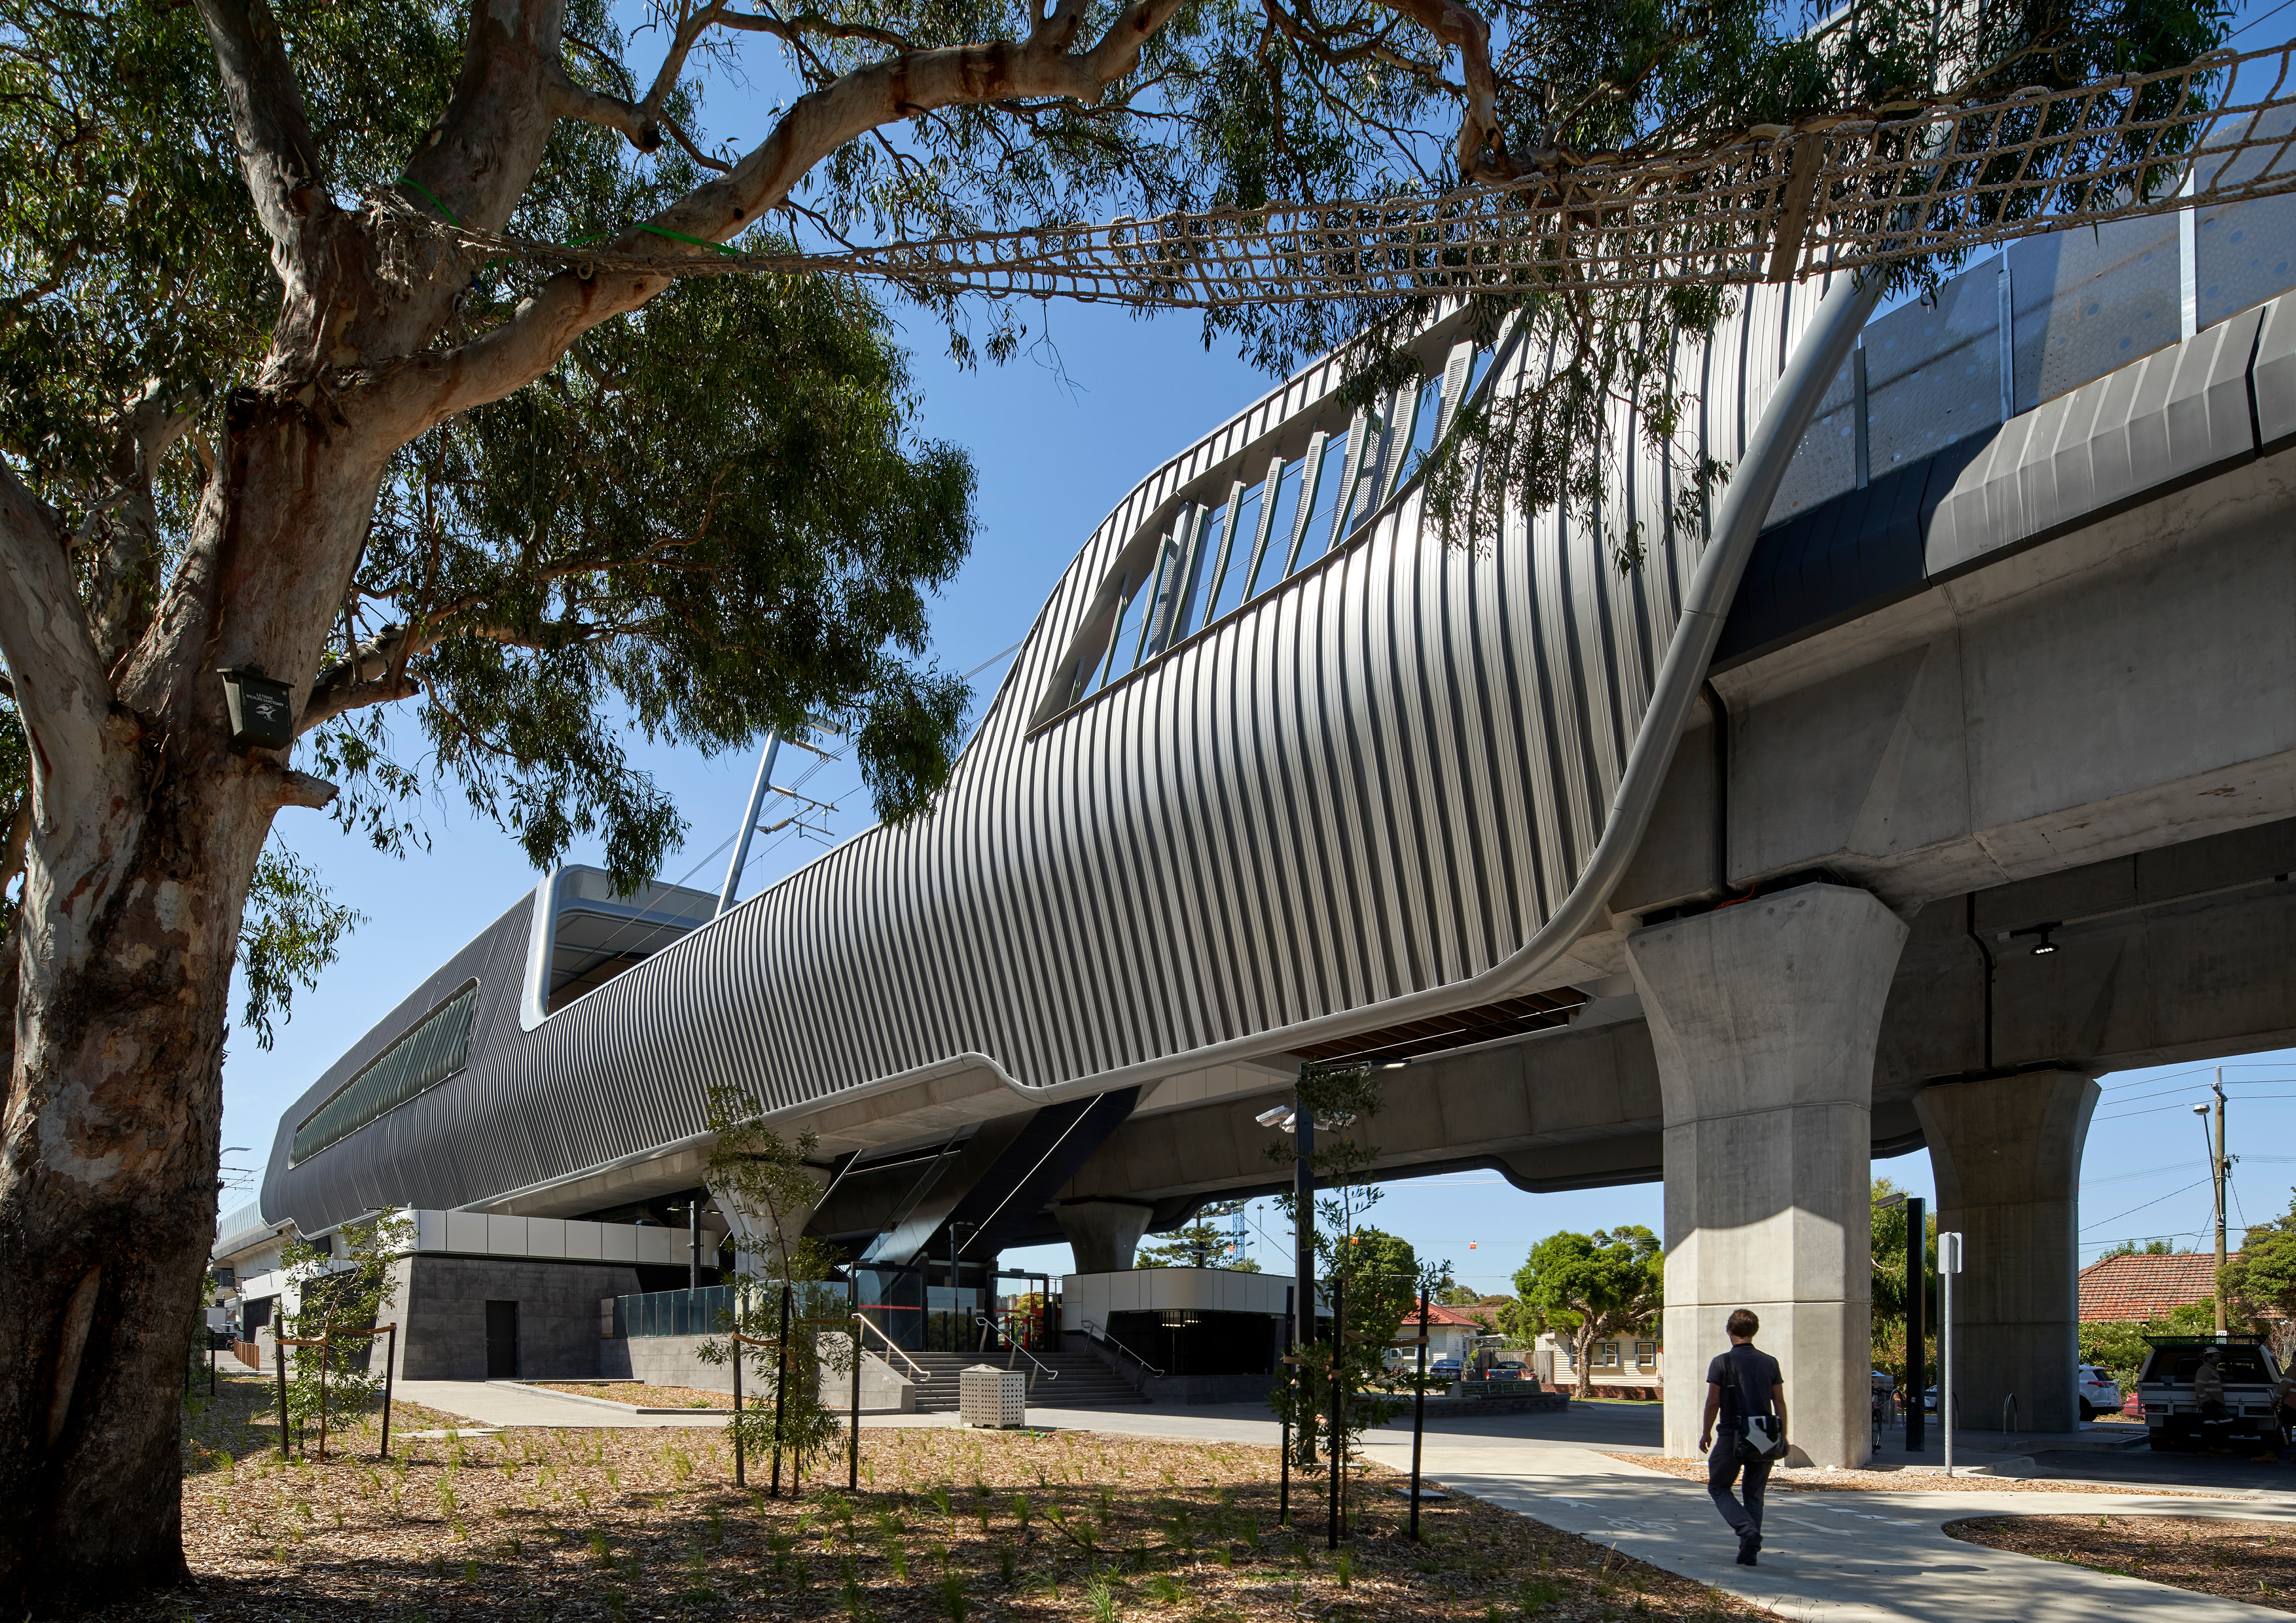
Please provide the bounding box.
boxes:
[389,1383,2296,1618]
[1344,1419,2295,1623]
[395,1380,732,1429]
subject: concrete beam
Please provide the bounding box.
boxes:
[1057,1017,1664,1205]
[1594,450,2296,981]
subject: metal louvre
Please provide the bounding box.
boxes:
[289,980,479,1164]
[264,285,1812,1235]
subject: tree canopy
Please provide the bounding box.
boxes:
[1510,1225,1662,1376]
[1138,1199,1262,1268]
[0,0,977,912]
[2222,1193,2296,1329]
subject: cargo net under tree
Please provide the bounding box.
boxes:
[389,44,2296,306]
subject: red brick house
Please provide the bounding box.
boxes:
[2078,1251,2231,1321]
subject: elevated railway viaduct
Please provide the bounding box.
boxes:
[242,207,2296,1465]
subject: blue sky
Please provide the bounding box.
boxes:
[218,8,2296,1295]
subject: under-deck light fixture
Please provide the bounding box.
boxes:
[2010,921,2062,956]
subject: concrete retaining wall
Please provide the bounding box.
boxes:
[596,1331,916,1412]
[1141,1372,1276,1406]
[381,1255,643,1380]
[1418,1390,1570,1418]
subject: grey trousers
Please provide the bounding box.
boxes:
[1707,1431,1770,1540]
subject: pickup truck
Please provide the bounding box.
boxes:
[2135,1336,2282,1452]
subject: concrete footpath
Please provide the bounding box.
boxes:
[1346,1419,2295,1623]
[389,1382,2296,1619]
[395,1380,734,1429]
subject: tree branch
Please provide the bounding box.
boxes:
[300,622,418,734]
[262,766,340,811]
[1366,0,1509,177]
[190,0,331,257]
[368,0,1196,435]
[81,380,202,673]
[0,459,137,844]
[402,0,583,240]
[543,62,664,152]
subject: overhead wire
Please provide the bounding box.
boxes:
[2080,1178,2211,1234]
[2096,1092,2296,1121]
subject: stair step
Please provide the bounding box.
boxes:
[882,1350,1147,1410]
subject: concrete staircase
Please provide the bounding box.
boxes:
[898,1349,1145,1413]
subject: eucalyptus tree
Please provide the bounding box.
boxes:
[0,0,2219,1603]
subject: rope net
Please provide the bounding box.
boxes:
[415,43,2296,304]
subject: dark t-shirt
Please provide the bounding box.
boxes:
[1706,1343,1783,1430]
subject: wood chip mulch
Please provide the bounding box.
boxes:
[529,1381,736,1409]
[1947,1514,2296,1610]
[1601,1454,2229,1497]
[86,1366,1784,1622]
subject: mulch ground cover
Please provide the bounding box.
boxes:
[1947,1514,2296,1610]
[1604,1454,2227,1497]
[98,1366,1782,1622]
[529,1382,736,1409]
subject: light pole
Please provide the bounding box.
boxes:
[1257,1094,1317,1465]
[1939,1230,1962,1475]
[1875,1190,1923,1452]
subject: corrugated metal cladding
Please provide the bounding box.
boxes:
[264,285,1820,1236]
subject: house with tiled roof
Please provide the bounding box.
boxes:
[2078,1251,2233,1321]
[1410,1301,1497,1366]
[1534,1328,1664,1399]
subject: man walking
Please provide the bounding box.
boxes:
[1699,1308,1787,1566]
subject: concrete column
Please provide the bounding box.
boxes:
[1627,883,1910,1467]
[1054,1200,1154,1273]
[1914,1070,2100,1433]
[719,1168,829,1277]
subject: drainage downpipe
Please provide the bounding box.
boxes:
[1701,679,1732,897]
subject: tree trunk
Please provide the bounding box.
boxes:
[0,784,266,1609]
[0,407,372,1612]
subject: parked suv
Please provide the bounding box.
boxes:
[2077,1363,2121,1421]
[2136,1336,2280,1452]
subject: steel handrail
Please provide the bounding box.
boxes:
[850,1312,933,1382]
[1079,1317,1165,1380]
[977,1315,1058,1387]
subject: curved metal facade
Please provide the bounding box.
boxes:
[264,284,1825,1235]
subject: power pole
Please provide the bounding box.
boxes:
[2198,1070,2229,1336]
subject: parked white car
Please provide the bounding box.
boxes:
[2077,1363,2121,1421]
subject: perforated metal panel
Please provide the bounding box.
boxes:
[960,1365,1028,1427]
[1768,353,1859,519]
[2197,106,2296,332]
[2010,217,2179,413]
[1866,260,2005,472]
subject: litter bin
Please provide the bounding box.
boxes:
[960,1364,1028,1429]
